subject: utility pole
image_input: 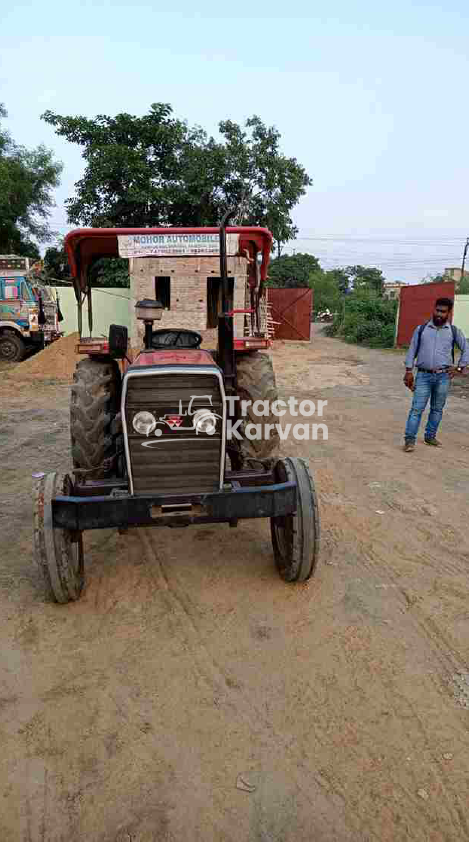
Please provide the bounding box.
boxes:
[460,237,469,291]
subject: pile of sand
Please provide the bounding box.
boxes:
[14,327,264,383]
[17,333,82,382]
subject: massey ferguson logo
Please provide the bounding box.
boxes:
[164,415,184,429]
[139,396,221,447]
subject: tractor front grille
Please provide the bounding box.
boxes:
[123,371,224,496]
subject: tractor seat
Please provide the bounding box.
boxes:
[151,328,203,349]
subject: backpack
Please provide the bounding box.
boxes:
[414,322,459,364]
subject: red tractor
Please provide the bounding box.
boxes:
[34,213,320,603]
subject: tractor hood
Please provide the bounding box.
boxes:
[130,349,217,368]
[64,226,273,297]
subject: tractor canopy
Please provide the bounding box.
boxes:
[64,226,273,297]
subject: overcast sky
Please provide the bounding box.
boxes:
[1,0,468,281]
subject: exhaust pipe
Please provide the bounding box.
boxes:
[218,208,237,391]
[219,207,236,313]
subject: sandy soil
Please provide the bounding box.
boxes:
[1,325,469,841]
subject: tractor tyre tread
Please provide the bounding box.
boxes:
[70,357,120,475]
[235,352,280,468]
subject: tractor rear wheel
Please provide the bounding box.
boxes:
[271,457,320,582]
[70,357,121,478]
[235,351,280,469]
[0,331,26,362]
[34,472,84,603]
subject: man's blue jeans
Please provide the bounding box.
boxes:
[405,371,451,442]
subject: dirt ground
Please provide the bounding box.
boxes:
[2,325,469,841]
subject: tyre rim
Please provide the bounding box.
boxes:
[61,476,84,581]
[66,534,82,577]
[1,339,18,360]
[273,515,293,561]
[62,529,83,577]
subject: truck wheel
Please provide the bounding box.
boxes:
[0,331,26,362]
[70,357,121,478]
[271,457,320,582]
[235,352,280,468]
[34,472,84,603]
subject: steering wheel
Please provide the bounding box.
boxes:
[151,329,203,349]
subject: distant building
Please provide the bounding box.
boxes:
[383,280,408,300]
[444,268,469,290]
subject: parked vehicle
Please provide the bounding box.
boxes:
[0,255,63,361]
[33,213,321,602]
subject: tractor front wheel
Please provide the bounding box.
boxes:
[235,351,280,469]
[271,457,320,582]
[34,472,84,603]
[70,357,121,478]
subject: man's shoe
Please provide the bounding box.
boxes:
[404,439,415,452]
[424,437,442,447]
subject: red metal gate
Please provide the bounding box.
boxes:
[267,288,312,340]
[396,281,455,346]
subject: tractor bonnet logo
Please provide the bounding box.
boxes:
[139,396,222,446]
[165,415,184,429]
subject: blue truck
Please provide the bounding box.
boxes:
[0,255,63,361]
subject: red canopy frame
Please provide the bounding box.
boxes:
[64,226,273,296]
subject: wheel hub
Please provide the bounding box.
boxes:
[1,339,18,360]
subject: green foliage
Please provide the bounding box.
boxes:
[315,265,384,297]
[421,272,448,284]
[266,255,389,337]
[44,244,70,280]
[8,237,40,260]
[325,267,350,295]
[43,241,129,288]
[325,291,397,348]
[0,104,62,254]
[343,265,385,296]
[266,253,320,287]
[90,257,129,288]
[459,276,469,294]
[42,105,311,250]
[421,270,469,291]
[309,269,343,313]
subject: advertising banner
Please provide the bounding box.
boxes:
[118,232,239,259]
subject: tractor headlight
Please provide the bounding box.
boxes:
[132,411,157,436]
[193,409,217,436]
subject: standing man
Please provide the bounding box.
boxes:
[403,298,468,452]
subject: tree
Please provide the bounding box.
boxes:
[309,269,343,313]
[421,272,448,284]
[266,253,320,287]
[422,270,469,291]
[0,104,62,255]
[91,258,129,288]
[459,276,469,294]
[41,105,311,250]
[344,265,385,296]
[326,293,397,348]
[43,240,130,287]
[325,267,351,295]
[44,244,70,280]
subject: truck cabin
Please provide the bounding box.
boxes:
[0,256,54,304]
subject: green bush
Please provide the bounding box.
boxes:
[325,293,397,348]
